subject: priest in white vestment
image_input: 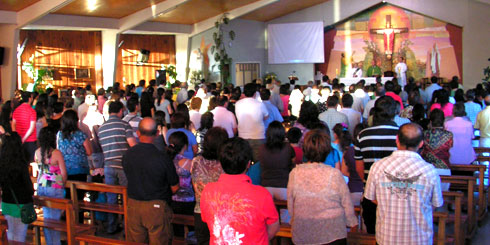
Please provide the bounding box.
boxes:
[395,57,407,87]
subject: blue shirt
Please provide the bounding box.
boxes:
[263,101,284,131]
[57,130,89,175]
[166,128,198,159]
[324,148,341,168]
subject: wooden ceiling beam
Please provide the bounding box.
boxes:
[126,22,192,34]
[0,10,16,24]
[16,0,75,28]
[190,0,279,36]
[30,14,119,29]
[118,0,190,33]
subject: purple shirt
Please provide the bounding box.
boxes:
[445,117,476,164]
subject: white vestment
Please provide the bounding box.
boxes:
[395,62,407,87]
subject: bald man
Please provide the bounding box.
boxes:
[122,118,179,244]
[364,123,443,244]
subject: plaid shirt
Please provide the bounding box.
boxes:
[365,150,444,245]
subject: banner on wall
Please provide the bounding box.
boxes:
[268,22,324,64]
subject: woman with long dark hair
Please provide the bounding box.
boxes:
[166,131,195,238]
[195,112,214,154]
[57,109,92,222]
[140,91,155,118]
[293,101,321,147]
[0,101,13,134]
[153,110,168,152]
[0,132,34,242]
[191,127,228,244]
[258,120,295,201]
[35,127,67,244]
[430,89,453,117]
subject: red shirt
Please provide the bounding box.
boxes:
[385,92,404,110]
[200,174,279,245]
[292,145,303,165]
[12,103,37,142]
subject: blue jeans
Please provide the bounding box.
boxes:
[104,166,127,233]
[37,186,64,245]
[5,215,28,242]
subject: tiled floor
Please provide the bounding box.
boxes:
[471,214,490,245]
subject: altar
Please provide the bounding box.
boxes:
[339,77,393,87]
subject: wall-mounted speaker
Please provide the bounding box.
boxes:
[137,49,150,64]
[0,47,5,66]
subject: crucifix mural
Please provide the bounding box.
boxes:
[370,15,408,58]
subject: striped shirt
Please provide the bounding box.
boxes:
[122,113,142,139]
[98,115,134,167]
[354,122,398,180]
[12,103,37,142]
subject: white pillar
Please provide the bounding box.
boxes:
[101,29,119,90]
[0,24,19,100]
[175,34,189,83]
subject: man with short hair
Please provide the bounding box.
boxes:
[123,98,143,140]
[123,118,179,244]
[424,76,442,104]
[98,101,137,234]
[211,96,237,138]
[364,123,443,244]
[260,88,284,130]
[363,86,385,121]
[354,96,399,234]
[464,89,482,125]
[12,91,37,161]
[235,83,269,162]
[318,95,348,137]
[475,93,490,138]
[176,81,188,104]
[200,137,279,244]
[340,93,361,135]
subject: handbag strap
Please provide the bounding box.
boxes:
[8,186,21,209]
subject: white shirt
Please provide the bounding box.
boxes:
[235,98,268,139]
[211,106,237,138]
[177,88,188,104]
[189,110,201,130]
[363,97,379,120]
[365,150,443,245]
[289,89,304,117]
[340,108,362,135]
[395,62,407,87]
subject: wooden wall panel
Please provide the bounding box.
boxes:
[116,34,176,87]
[19,30,103,92]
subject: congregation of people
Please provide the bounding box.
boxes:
[0,73,489,244]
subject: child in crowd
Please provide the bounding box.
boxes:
[287,127,303,165]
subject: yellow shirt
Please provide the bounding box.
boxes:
[475,107,490,138]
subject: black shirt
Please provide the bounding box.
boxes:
[122,143,178,202]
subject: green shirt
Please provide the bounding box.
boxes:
[1,202,22,218]
[367,65,382,77]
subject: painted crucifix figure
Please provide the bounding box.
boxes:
[370,15,408,56]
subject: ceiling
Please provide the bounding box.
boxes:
[0,0,332,29]
[0,0,40,11]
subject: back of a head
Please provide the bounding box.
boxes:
[190,97,202,110]
[61,109,79,138]
[127,98,139,113]
[0,132,27,181]
[53,102,64,114]
[429,109,444,128]
[108,100,124,114]
[21,91,31,103]
[384,81,394,92]
[373,96,396,123]
[138,118,157,137]
[430,76,438,84]
[466,89,476,101]
[333,123,352,151]
[266,121,285,150]
[219,137,252,174]
[453,102,466,117]
[375,86,386,97]
[166,131,188,160]
[243,83,256,97]
[303,129,332,162]
[97,88,105,96]
[341,94,353,108]
[154,110,166,127]
[322,75,329,82]
[412,103,426,121]
[139,80,146,87]
[171,112,187,129]
[199,112,214,131]
[202,127,228,160]
[327,95,339,108]
[398,123,423,149]
[38,127,56,155]
[217,95,228,107]
[297,101,320,128]
[280,84,289,95]
[286,127,302,144]
[259,88,271,101]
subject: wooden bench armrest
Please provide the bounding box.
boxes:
[450,164,486,172]
[76,234,144,245]
[69,181,127,194]
[442,191,464,198]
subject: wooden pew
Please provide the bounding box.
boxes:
[442,191,465,245]
[450,164,488,222]
[76,235,145,244]
[433,211,449,245]
[440,175,477,239]
[68,181,128,241]
[0,196,93,245]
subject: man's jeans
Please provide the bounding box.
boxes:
[5,215,28,242]
[104,166,127,233]
[37,186,64,245]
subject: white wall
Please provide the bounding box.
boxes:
[264,0,490,88]
[0,24,19,100]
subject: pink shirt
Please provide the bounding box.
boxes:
[430,103,454,118]
[280,95,290,117]
[445,117,476,164]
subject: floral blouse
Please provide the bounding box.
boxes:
[172,154,195,203]
[191,155,224,213]
[287,163,358,244]
[57,130,89,175]
[421,128,453,169]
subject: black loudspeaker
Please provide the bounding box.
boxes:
[156,70,166,85]
[137,49,150,63]
[0,47,4,66]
